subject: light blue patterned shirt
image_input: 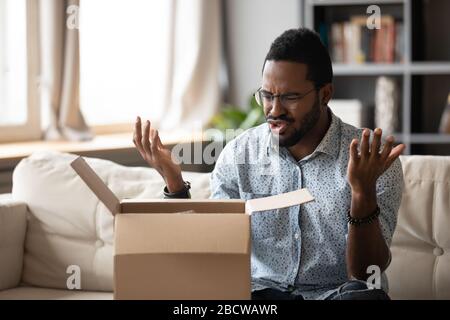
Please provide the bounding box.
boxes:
[209,109,404,300]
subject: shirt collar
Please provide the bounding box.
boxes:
[311,108,341,159]
[265,107,342,160]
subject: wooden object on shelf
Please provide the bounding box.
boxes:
[439,94,450,134]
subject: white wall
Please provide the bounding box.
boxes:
[225,0,302,109]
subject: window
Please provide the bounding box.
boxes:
[79,0,171,130]
[0,0,40,142]
[0,0,27,126]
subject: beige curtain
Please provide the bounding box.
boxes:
[39,0,92,141]
[160,0,222,131]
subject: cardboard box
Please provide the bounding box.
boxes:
[71,157,314,300]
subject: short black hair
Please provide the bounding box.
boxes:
[263,28,333,89]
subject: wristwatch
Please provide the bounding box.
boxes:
[163,181,191,199]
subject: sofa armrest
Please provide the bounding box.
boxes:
[0,197,27,291]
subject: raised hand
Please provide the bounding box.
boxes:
[347,128,405,195]
[133,116,185,192]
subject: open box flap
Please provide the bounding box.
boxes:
[70,156,120,216]
[245,188,314,214]
[70,156,314,216]
[120,199,245,214]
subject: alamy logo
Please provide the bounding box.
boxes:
[66,265,81,290]
[366,265,381,290]
[66,5,79,30]
[169,127,282,177]
[366,5,381,30]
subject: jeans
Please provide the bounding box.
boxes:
[251,280,390,300]
[251,288,305,300]
[326,280,390,300]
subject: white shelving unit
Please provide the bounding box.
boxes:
[333,62,450,76]
[303,0,450,155]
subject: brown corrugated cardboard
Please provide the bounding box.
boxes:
[70,156,314,300]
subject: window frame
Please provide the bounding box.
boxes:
[91,123,134,135]
[0,0,41,143]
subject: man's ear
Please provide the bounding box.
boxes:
[320,83,333,106]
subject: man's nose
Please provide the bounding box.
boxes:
[270,96,285,118]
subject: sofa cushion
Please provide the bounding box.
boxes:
[0,199,27,290]
[387,156,450,299]
[12,151,211,291]
[0,286,113,300]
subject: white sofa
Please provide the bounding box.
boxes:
[0,151,449,300]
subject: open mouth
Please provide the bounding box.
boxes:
[268,120,290,134]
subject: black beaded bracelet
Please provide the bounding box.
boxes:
[347,206,380,226]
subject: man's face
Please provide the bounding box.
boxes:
[261,60,322,147]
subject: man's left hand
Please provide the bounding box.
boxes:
[347,128,405,195]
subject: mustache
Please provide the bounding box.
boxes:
[265,115,294,122]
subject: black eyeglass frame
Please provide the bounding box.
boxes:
[253,87,318,109]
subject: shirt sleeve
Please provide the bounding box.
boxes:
[376,156,404,248]
[209,139,241,200]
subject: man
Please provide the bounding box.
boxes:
[133,28,405,300]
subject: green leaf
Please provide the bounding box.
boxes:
[210,114,234,131]
[240,108,265,130]
[249,95,260,110]
[209,95,266,132]
[221,108,247,123]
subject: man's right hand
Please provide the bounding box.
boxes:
[133,116,185,193]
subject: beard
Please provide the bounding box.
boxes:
[271,94,322,148]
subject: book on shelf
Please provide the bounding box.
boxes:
[327,15,404,64]
[394,22,404,63]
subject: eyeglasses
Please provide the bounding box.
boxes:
[253,87,316,109]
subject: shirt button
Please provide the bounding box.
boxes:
[294,233,300,240]
[95,240,104,248]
